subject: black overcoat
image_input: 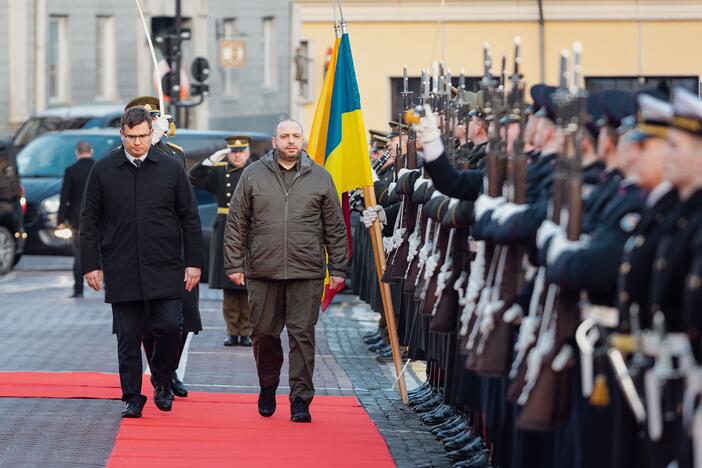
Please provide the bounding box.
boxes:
[80,145,203,304]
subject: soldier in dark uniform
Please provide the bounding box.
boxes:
[465,91,489,170]
[190,136,254,347]
[124,96,204,398]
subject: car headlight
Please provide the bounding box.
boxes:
[40,194,61,214]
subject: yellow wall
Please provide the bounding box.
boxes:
[299,20,702,133]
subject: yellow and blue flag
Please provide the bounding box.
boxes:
[308,29,374,310]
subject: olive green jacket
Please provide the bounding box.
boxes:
[223,150,348,280]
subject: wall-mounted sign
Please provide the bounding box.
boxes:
[220,39,246,68]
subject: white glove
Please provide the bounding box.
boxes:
[204,148,229,166]
[546,232,583,266]
[493,203,529,225]
[398,168,415,179]
[361,205,387,228]
[474,194,505,221]
[388,182,397,197]
[503,303,524,324]
[536,219,559,250]
[416,104,443,162]
[151,114,171,145]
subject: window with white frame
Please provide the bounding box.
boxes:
[263,17,276,90]
[48,16,69,102]
[96,16,116,100]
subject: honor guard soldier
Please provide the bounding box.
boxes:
[124,96,203,398]
[190,136,253,347]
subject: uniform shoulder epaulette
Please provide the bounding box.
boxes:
[214,162,228,167]
[166,141,184,152]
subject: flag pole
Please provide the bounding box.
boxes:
[363,184,409,404]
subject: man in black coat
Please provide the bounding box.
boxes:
[80,106,203,418]
[57,140,95,298]
[124,96,204,399]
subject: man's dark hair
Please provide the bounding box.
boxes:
[75,140,93,154]
[120,106,152,130]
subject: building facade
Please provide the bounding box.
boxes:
[290,0,702,133]
[0,0,291,138]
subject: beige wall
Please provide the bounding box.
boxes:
[296,18,702,133]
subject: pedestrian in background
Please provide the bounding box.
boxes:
[57,140,94,298]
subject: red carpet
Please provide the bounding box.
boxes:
[0,372,395,467]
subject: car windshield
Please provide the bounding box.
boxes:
[13,117,92,147]
[17,134,119,177]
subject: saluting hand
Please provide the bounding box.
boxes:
[184,267,201,292]
[85,270,103,292]
[228,272,245,286]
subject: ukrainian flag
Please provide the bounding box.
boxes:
[308,28,374,310]
[309,31,373,192]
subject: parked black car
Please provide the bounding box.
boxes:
[17,128,271,281]
[0,140,25,274]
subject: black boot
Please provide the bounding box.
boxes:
[170,373,188,398]
[290,396,311,423]
[239,336,252,347]
[258,385,277,417]
[223,336,239,346]
[154,384,174,411]
[431,415,462,433]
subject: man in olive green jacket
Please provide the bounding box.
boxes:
[223,119,347,423]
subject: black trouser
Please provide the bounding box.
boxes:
[71,230,83,295]
[142,331,188,375]
[112,299,183,402]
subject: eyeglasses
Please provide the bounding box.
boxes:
[123,133,151,142]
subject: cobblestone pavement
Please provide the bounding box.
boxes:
[0,256,452,467]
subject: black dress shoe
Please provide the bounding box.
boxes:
[364,335,384,346]
[69,292,83,298]
[368,341,388,352]
[410,390,442,409]
[443,431,479,451]
[437,421,471,440]
[258,385,277,417]
[290,396,311,423]
[224,336,239,346]
[239,336,252,347]
[408,381,431,397]
[414,394,443,413]
[422,404,455,425]
[363,332,382,342]
[409,387,435,404]
[431,415,462,434]
[447,440,486,461]
[376,347,395,363]
[122,395,147,418]
[154,384,174,411]
[170,374,188,398]
[452,450,489,467]
[363,330,379,340]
